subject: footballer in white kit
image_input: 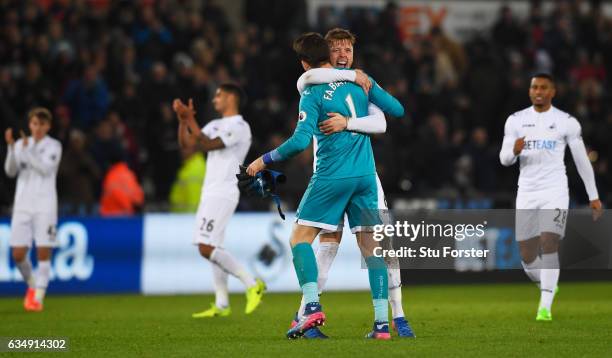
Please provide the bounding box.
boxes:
[4,108,62,312]
[500,74,602,321]
[172,84,265,318]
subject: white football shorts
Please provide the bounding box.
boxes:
[10,211,58,248]
[192,196,238,247]
[515,189,569,241]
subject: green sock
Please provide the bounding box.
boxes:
[292,243,319,303]
[366,256,388,322]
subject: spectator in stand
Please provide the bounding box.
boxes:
[89,119,123,175]
[169,145,206,213]
[62,65,109,129]
[58,130,101,215]
[0,0,609,213]
[16,61,53,115]
[99,146,144,217]
[149,102,181,201]
[492,5,526,51]
[463,127,498,193]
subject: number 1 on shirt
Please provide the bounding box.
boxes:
[345,94,357,119]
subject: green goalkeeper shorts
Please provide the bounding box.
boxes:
[295,174,381,233]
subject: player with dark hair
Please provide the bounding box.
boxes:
[290,27,414,338]
[173,84,265,318]
[247,32,405,340]
[4,107,62,312]
[500,73,602,321]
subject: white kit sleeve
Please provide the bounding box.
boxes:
[296,68,357,94]
[499,116,519,166]
[567,117,599,201]
[346,103,387,134]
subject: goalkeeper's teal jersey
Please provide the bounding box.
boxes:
[276,77,404,179]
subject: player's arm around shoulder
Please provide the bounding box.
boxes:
[320,103,386,136]
[297,68,369,94]
[367,77,405,118]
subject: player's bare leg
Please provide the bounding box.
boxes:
[357,231,390,340]
[194,243,264,317]
[287,224,326,339]
[12,246,37,311]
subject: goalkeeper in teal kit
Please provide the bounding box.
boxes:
[246,32,404,340]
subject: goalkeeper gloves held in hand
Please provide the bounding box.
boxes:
[236,166,286,219]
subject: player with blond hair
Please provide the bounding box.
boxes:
[4,107,62,312]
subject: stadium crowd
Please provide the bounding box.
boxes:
[0,0,610,215]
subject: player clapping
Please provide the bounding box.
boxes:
[4,108,62,312]
[172,85,265,319]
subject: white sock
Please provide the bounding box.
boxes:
[212,263,229,308]
[316,242,339,291]
[296,242,339,320]
[521,256,542,288]
[539,253,560,311]
[297,296,306,320]
[16,258,35,288]
[387,263,405,319]
[386,256,402,288]
[35,260,51,303]
[209,248,256,288]
[389,286,405,319]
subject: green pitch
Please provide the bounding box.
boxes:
[1,282,611,357]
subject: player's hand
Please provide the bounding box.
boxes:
[20,130,28,147]
[246,157,266,176]
[4,128,14,146]
[513,137,525,156]
[590,199,603,221]
[354,69,372,94]
[319,113,348,135]
[172,98,194,121]
[172,98,196,122]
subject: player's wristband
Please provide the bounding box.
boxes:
[263,150,282,164]
[262,152,274,165]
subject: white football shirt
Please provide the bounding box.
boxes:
[200,114,252,202]
[4,135,62,214]
[500,106,598,199]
